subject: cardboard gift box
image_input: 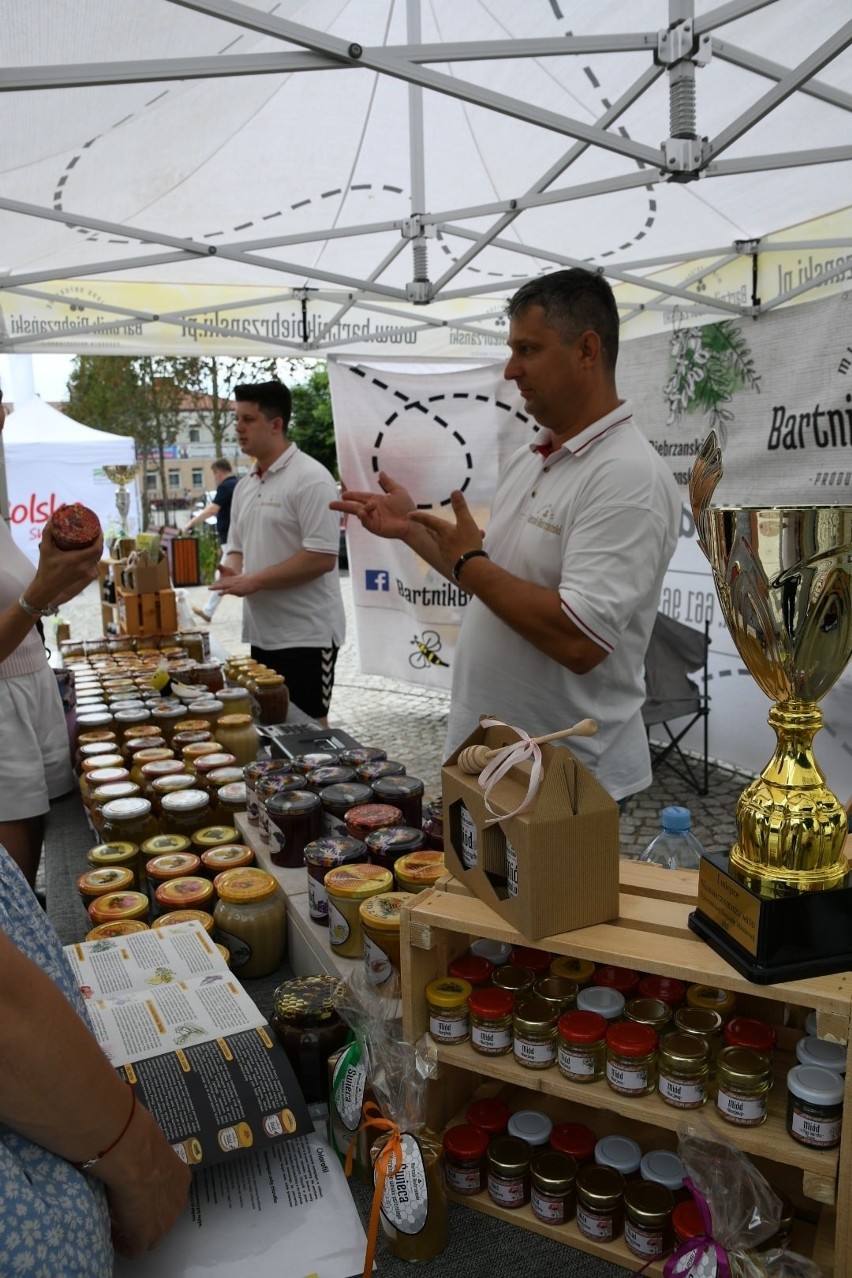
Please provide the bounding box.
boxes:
[441,720,620,941]
[125,552,171,593]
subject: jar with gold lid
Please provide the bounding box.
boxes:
[139,833,192,896]
[124,735,168,763]
[658,1031,711,1109]
[533,976,578,1016]
[155,875,215,915]
[531,1150,577,1226]
[159,788,211,837]
[151,908,215,935]
[513,996,558,1070]
[86,919,149,941]
[254,674,289,725]
[715,1046,773,1126]
[394,849,445,894]
[100,797,159,849]
[78,866,135,912]
[550,955,596,987]
[673,1005,724,1057]
[270,974,348,1104]
[88,889,150,928]
[325,864,393,957]
[174,717,214,738]
[624,997,673,1033]
[359,891,415,986]
[191,825,240,855]
[214,714,259,767]
[576,1164,625,1242]
[146,849,203,898]
[303,835,367,924]
[623,1181,675,1260]
[492,964,535,1000]
[213,867,287,978]
[487,1136,531,1209]
[200,843,254,877]
[87,841,140,886]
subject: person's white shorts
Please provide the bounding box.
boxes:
[0,666,74,821]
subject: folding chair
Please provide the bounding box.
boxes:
[642,612,711,796]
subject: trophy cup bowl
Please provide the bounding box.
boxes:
[103,463,137,534]
[684,431,852,981]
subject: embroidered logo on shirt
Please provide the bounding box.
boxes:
[527,503,562,535]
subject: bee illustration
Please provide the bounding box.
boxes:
[410,630,449,669]
[146,966,177,986]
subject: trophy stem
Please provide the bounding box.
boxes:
[730,700,849,899]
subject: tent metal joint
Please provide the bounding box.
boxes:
[655,19,712,68]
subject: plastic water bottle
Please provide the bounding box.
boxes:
[638,806,704,870]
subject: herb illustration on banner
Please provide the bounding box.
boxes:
[664,313,761,444]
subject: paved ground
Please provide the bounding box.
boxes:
[58,571,748,860]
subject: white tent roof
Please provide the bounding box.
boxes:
[2,0,851,359]
[2,397,131,450]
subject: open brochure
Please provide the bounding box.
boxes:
[64,921,311,1168]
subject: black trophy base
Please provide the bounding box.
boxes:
[688,849,852,984]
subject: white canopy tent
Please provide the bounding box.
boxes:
[1,0,850,358]
[1,398,137,562]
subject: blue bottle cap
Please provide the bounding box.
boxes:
[594,1134,642,1174]
[661,805,692,832]
[506,1109,553,1147]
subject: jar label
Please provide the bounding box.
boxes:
[269,825,288,854]
[246,791,260,824]
[215,927,251,970]
[445,1163,482,1195]
[460,807,478,871]
[514,1035,557,1067]
[716,1088,766,1125]
[488,1173,525,1207]
[531,1187,566,1223]
[576,1205,614,1241]
[323,812,346,836]
[258,811,271,843]
[790,1105,842,1147]
[364,933,393,986]
[558,1044,597,1078]
[606,1060,649,1093]
[429,1013,468,1044]
[332,1052,367,1132]
[659,1073,706,1108]
[378,1132,429,1236]
[673,1243,717,1278]
[328,899,351,948]
[506,839,518,898]
[307,875,328,920]
[624,1220,664,1258]
[471,1024,512,1054]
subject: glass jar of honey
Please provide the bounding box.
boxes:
[191,825,239,856]
[100,797,159,848]
[200,843,255,877]
[155,875,215,915]
[344,803,403,842]
[209,781,248,827]
[149,773,197,817]
[338,746,386,768]
[77,866,135,913]
[325,864,393,957]
[256,772,305,844]
[355,759,406,785]
[159,788,211,838]
[244,760,297,827]
[319,782,374,836]
[88,889,150,928]
[394,849,445,894]
[305,765,358,793]
[181,741,224,774]
[254,674,289,725]
[215,714,259,767]
[87,840,140,887]
[303,835,367,924]
[364,825,425,876]
[213,867,287,978]
[270,975,348,1104]
[370,775,425,828]
[359,891,414,987]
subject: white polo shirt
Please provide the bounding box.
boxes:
[227,444,346,650]
[446,401,681,801]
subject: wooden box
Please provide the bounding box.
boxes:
[400,864,851,1276]
[117,587,178,636]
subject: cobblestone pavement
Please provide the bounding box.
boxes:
[59,571,747,859]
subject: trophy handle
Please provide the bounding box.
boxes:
[689,431,723,559]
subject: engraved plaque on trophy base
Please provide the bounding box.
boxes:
[689,851,852,984]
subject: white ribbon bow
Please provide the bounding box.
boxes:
[477,718,545,827]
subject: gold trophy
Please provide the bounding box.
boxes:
[688,431,852,982]
[103,463,137,536]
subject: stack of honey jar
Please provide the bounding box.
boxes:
[423,946,843,1259]
[243,747,446,988]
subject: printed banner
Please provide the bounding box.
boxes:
[330,290,852,790]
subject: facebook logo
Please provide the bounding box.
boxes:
[365,569,390,592]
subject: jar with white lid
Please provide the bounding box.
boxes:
[577,985,625,1022]
[594,1134,642,1178]
[506,1110,552,1148]
[159,787,211,837]
[795,1035,845,1074]
[470,937,512,966]
[639,1149,686,1195]
[786,1064,844,1148]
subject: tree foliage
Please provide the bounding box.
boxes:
[288,364,337,476]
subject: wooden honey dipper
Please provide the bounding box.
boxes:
[457,718,599,775]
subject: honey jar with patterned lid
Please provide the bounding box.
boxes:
[213,867,287,978]
[86,919,150,940]
[87,841,140,885]
[244,759,297,826]
[151,909,215,935]
[344,803,403,842]
[88,889,150,926]
[359,891,415,985]
[324,863,393,957]
[77,865,135,910]
[394,849,445,894]
[270,974,348,1104]
[200,843,255,876]
[191,825,240,854]
[155,875,215,915]
[303,835,367,924]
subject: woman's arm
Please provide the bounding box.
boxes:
[0,518,103,663]
[0,929,190,1257]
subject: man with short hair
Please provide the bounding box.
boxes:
[212,381,345,726]
[334,269,681,801]
[187,458,238,623]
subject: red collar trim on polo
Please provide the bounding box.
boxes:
[570,409,633,456]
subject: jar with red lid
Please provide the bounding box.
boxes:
[672,1199,705,1244]
[355,759,406,785]
[723,1016,777,1058]
[593,965,640,998]
[303,835,367,924]
[266,789,323,868]
[159,788,211,838]
[557,1010,607,1083]
[551,1122,597,1166]
[364,825,425,875]
[448,954,494,988]
[257,772,305,844]
[637,974,687,1007]
[318,782,374,836]
[244,760,296,826]
[304,765,357,793]
[155,875,215,915]
[443,1124,488,1197]
[468,987,514,1057]
[510,945,552,976]
[605,1021,658,1096]
[466,1097,510,1138]
[345,803,403,842]
[371,775,425,829]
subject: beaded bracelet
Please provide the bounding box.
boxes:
[73,1081,137,1172]
[452,549,490,584]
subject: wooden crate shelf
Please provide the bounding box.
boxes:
[400,866,852,1277]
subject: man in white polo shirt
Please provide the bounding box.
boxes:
[333,269,681,803]
[212,381,345,725]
